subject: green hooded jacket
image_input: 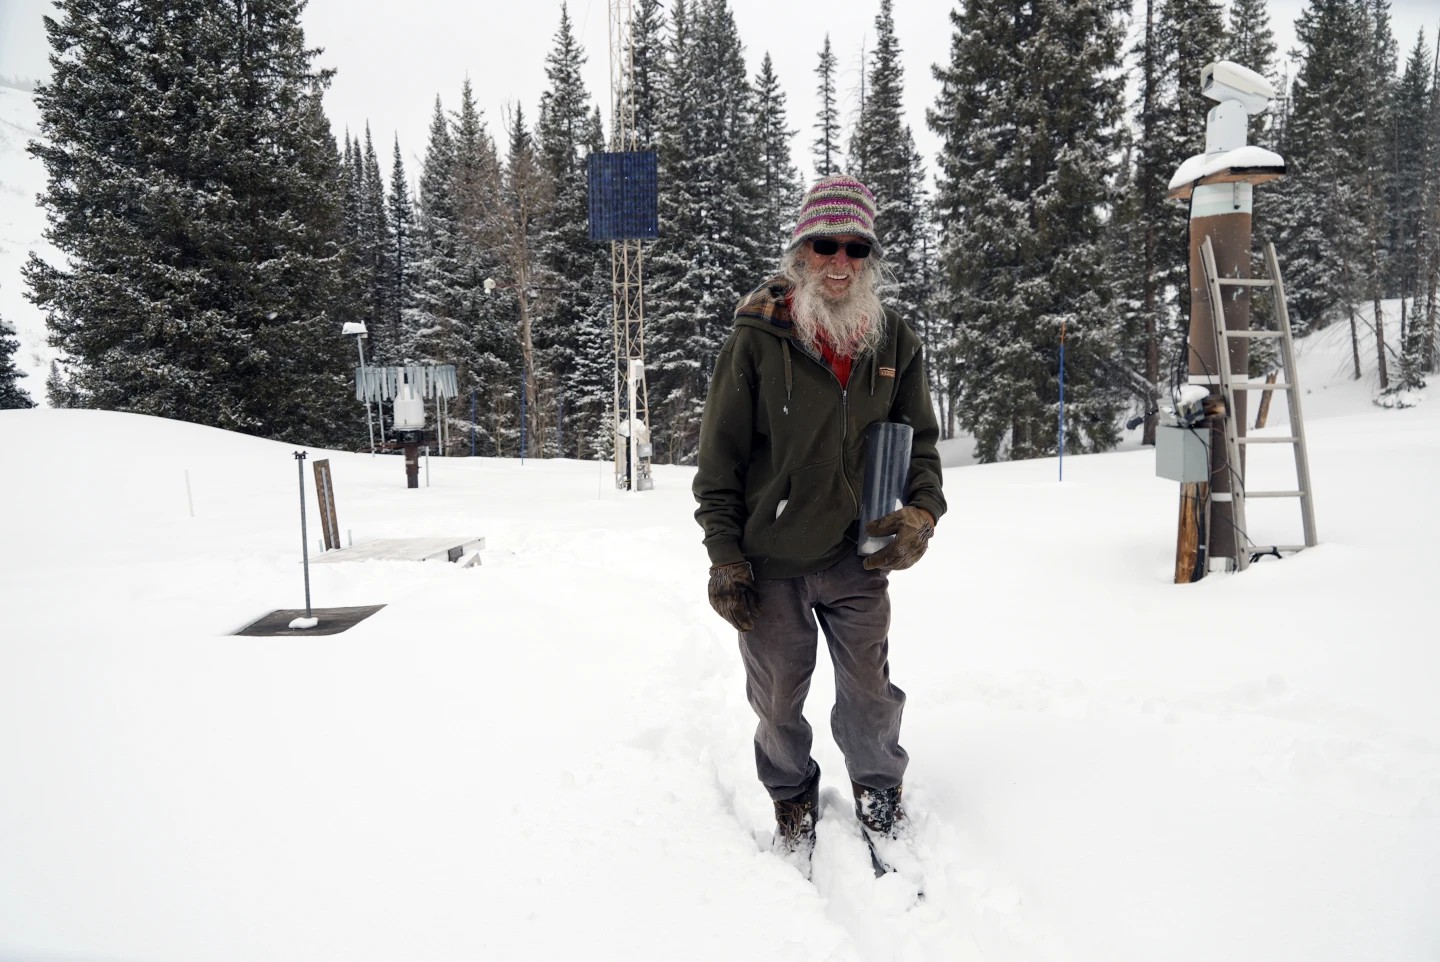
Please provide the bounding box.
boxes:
[692,277,946,580]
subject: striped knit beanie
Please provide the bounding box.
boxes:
[791,173,878,249]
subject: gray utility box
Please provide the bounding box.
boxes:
[1156,422,1211,483]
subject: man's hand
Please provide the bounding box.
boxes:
[862,506,935,571]
[708,561,761,632]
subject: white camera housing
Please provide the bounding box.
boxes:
[1201,61,1275,115]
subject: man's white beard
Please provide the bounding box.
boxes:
[790,269,885,359]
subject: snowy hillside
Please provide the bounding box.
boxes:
[2,313,1437,962]
[0,83,57,402]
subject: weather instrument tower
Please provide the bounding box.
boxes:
[1164,61,1315,580]
[590,0,659,490]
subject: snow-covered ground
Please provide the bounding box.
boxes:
[3,308,1438,961]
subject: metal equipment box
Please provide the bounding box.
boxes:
[1156,422,1211,483]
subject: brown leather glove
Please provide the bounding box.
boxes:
[708,561,761,632]
[862,506,935,571]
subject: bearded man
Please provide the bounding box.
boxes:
[692,174,946,879]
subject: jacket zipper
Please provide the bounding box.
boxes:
[840,387,857,518]
[795,340,861,520]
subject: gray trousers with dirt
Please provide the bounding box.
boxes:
[738,552,909,801]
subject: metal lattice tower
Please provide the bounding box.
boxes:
[607,0,653,491]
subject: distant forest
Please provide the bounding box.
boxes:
[10,0,1440,461]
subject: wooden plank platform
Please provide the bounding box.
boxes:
[310,536,484,565]
[234,605,387,637]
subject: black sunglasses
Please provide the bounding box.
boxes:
[809,238,872,259]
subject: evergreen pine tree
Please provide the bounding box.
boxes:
[754,52,802,256]
[1117,0,1227,443]
[406,96,458,366]
[1273,0,1375,354]
[0,301,36,409]
[647,0,766,462]
[408,80,509,446]
[1106,132,1160,429]
[450,81,511,453]
[623,0,668,150]
[814,35,841,177]
[646,0,704,462]
[1398,30,1440,383]
[1358,0,1399,390]
[45,359,77,408]
[930,0,1129,462]
[478,106,543,457]
[341,132,362,280]
[25,0,352,442]
[336,133,366,371]
[357,127,395,364]
[848,0,935,397]
[534,4,610,458]
[386,136,417,365]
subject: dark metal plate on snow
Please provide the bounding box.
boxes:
[233,605,386,637]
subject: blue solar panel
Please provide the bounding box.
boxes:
[588,151,659,241]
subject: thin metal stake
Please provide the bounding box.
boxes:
[356,336,376,455]
[294,451,313,618]
[1058,321,1067,482]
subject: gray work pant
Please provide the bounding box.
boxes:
[738,552,908,801]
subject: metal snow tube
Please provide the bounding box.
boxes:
[857,421,913,557]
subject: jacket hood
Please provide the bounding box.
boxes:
[729,275,900,403]
[733,276,798,338]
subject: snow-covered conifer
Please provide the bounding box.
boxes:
[1395,30,1438,385]
[753,52,802,257]
[25,0,353,442]
[1115,0,1225,443]
[930,0,1129,462]
[360,126,400,364]
[622,0,668,151]
[0,305,35,409]
[535,4,611,458]
[646,0,767,463]
[813,35,841,177]
[386,137,417,366]
[1272,0,1378,350]
[846,0,937,401]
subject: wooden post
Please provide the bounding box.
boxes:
[1254,371,1278,429]
[312,459,340,551]
[1173,395,1226,583]
[1174,482,1207,583]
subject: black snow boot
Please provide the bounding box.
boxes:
[771,773,821,877]
[852,781,907,838]
[853,781,914,879]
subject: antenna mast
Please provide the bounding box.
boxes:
[607,0,653,490]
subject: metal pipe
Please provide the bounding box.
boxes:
[294,451,312,618]
[1058,322,1067,482]
[356,336,375,455]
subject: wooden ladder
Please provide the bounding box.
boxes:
[1198,236,1319,571]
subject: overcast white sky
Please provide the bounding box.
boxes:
[2,0,1435,190]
